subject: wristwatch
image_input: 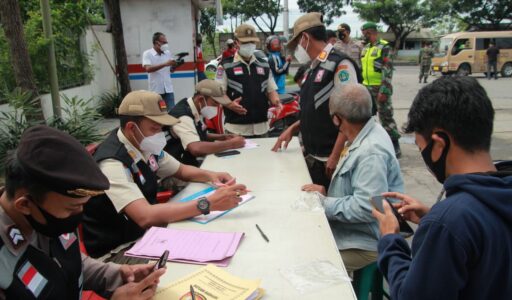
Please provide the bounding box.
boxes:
[196,197,210,215]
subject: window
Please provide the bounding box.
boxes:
[476,38,491,50]
[496,38,512,49]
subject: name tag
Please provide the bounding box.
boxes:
[314,69,325,83]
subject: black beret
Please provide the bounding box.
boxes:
[16,125,109,197]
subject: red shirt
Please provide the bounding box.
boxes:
[222,47,237,59]
[196,46,205,72]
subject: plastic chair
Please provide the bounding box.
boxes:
[352,262,390,300]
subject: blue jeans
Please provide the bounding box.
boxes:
[160,92,175,111]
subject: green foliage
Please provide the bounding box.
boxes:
[0,89,102,171]
[222,0,281,35]
[0,0,105,97]
[297,0,349,25]
[97,90,122,118]
[200,8,218,56]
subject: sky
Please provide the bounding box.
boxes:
[217,0,385,38]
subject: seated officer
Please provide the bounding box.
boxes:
[0,125,165,299]
[82,90,247,258]
[165,80,246,166]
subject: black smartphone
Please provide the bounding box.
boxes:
[214,150,241,157]
[370,196,414,238]
[153,250,169,271]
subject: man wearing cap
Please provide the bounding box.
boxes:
[334,23,363,67]
[142,32,177,110]
[0,125,165,299]
[165,80,246,166]
[272,12,362,190]
[82,91,247,258]
[215,24,282,138]
[360,22,401,158]
[222,39,237,60]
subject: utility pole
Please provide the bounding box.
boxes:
[283,0,289,40]
[40,0,61,118]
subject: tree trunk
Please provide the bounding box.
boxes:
[0,0,45,121]
[105,0,131,98]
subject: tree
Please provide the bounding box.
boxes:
[0,0,44,120]
[105,0,131,97]
[222,0,247,33]
[353,0,427,53]
[427,0,512,30]
[241,0,281,36]
[200,8,218,56]
[297,0,349,25]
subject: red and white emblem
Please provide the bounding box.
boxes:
[233,67,244,76]
[148,155,159,172]
[256,67,265,75]
[17,261,48,297]
[314,69,325,83]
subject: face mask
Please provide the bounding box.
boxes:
[160,43,170,52]
[363,35,371,44]
[294,35,311,64]
[338,32,346,40]
[238,43,256,58]
[200,99,218,119]
[135,124,167,155]
[25,199,82,237]
[421,132,451,183]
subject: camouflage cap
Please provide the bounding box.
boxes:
[235,24,259,43]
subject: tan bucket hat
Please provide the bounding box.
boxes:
[287,12,325,50]
[118,90,179,126]
[195,80,231,105]
[235,24,260,43]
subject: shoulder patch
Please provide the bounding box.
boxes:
[7,226,25,249]
[216,68,224,79]
[338,70,350,82]
[17,261,48,298]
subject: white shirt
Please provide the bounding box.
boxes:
[142,48,174,94]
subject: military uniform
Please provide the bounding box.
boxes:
[361,37,401,151]
[0,126,123,299]
[333,38,363,67]
[418,46,434,83]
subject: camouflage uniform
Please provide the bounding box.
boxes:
[361,40,401,143]
[418,46,434,83]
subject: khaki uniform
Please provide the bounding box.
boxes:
[0,194,123,299]
[98,129,181,212]
[216,53,278,136]
[333,38,363,67]
[171,97,203,150]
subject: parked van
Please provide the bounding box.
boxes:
[431,31,512,77]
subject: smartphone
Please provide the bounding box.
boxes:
[214,150,241,157]
[370,196,414,238]
[153,250,169,271]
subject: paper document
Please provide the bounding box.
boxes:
[243,139,259,149]
[179,187,255,224]
[125,227,244,267]
[154,264,264,300]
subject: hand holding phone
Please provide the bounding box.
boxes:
[371,196,414,238]
[153,250,169,271]
[214,150,241,157]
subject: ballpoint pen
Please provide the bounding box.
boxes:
[190,284,196,300]
[255,224,269,243]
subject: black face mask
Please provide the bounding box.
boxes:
[421,132,451,184]
[25,198,82,238]
[338,32,346,40]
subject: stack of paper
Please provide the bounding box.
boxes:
[125,227,244,267]
[154,264,264,300]
[179,187,255,224]
[243,139,259,149]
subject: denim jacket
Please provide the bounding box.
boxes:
[323,118,404,251]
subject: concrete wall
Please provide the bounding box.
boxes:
[0,26,117,119]
[120,0,198,101]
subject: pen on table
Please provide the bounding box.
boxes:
[255,224,269,243]
[190,284,196,300]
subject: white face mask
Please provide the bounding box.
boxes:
[135,124,167,155]
[238,43,256,58]
[200,98,218,119]
[160,43,170,52]
[294,35,311,64]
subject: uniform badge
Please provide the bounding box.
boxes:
[318,50,328,61]
[216,68,224,79]
[148,155,159,172]
[234,67,244,76]
[314,69,325,83]
[59,232,77,250]
[7,225,25,248]
[137,170,146,185]
[17,261,48,298]
[339,70,350,82]
[127,150,137,160]
[158,99,167,112]
[256,67,265,75]
[336,64,348,72]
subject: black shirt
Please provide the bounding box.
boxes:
[486,47,500,62]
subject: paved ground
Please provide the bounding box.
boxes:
[98,66,512,211]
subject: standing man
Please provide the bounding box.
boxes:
[216,24,282,138]
[272,12,362,190]
[165,80,246,166]
[334,23,363,68]
[222,39,237,60]
[142,32,176,110]
[418,42,434,83]
[360,22,401,158]
[486,42,500,80]
[82,90,247,258]
[267,36,292,94]
[195,34,207,82]
[372,76,512,300]
[0,125,165,299]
